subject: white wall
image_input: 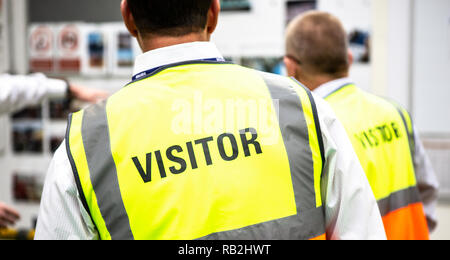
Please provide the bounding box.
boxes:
[213,0,374,92]
[371,0,450,134]
[213,0,285,57]
[431,204,450,240]
[386,0,413,110]
[370,0,414,110]
[412,0,450,134]
[318,0,371,32]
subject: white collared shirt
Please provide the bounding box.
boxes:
[313,77,354,99]
[315,78,440,232]
[132,41,224,80]
[0,73,67,153]
[0,73,67,116]
[35,42,386,240]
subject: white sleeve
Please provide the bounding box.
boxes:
[0,73,68,115]
[313,94,387,240]
[34,140,99,240]
[413,127,439,232]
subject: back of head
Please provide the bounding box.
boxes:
[286,11,349,78]
[127,0,213,37]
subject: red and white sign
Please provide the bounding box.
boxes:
[29,24,55,73]
[56,24,82,73]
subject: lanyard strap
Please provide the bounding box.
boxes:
[131,57,226,81]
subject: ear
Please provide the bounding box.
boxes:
[206,0,221,35]
[347,49,354,67]
[121,0,138,38]
[284,56,298,78]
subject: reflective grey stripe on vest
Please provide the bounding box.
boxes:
[200,72,326,240]
[81,101,134,240]
[262,72,325,238]
[377,186,422,217]
[394,105,416,164]
[262,72,320,210]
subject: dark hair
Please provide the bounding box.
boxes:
[127,0,213,37]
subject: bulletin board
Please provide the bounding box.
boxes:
[0,0,130,230]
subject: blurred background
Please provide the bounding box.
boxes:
[0,0,449,239]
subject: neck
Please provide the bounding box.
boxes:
[298,72,349,92]
[137,32,210,53]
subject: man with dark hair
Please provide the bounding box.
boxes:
[35,1,386,240]
[127,0,213,36]
[285,11,439,240]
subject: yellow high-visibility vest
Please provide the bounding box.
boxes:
[324,84,429,240]
[66,61,326,240]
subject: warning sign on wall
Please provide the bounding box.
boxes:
[29,24,55,73]
[56,24,82,73]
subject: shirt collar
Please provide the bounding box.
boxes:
[132,41,224,80]
[313,77,354,98]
